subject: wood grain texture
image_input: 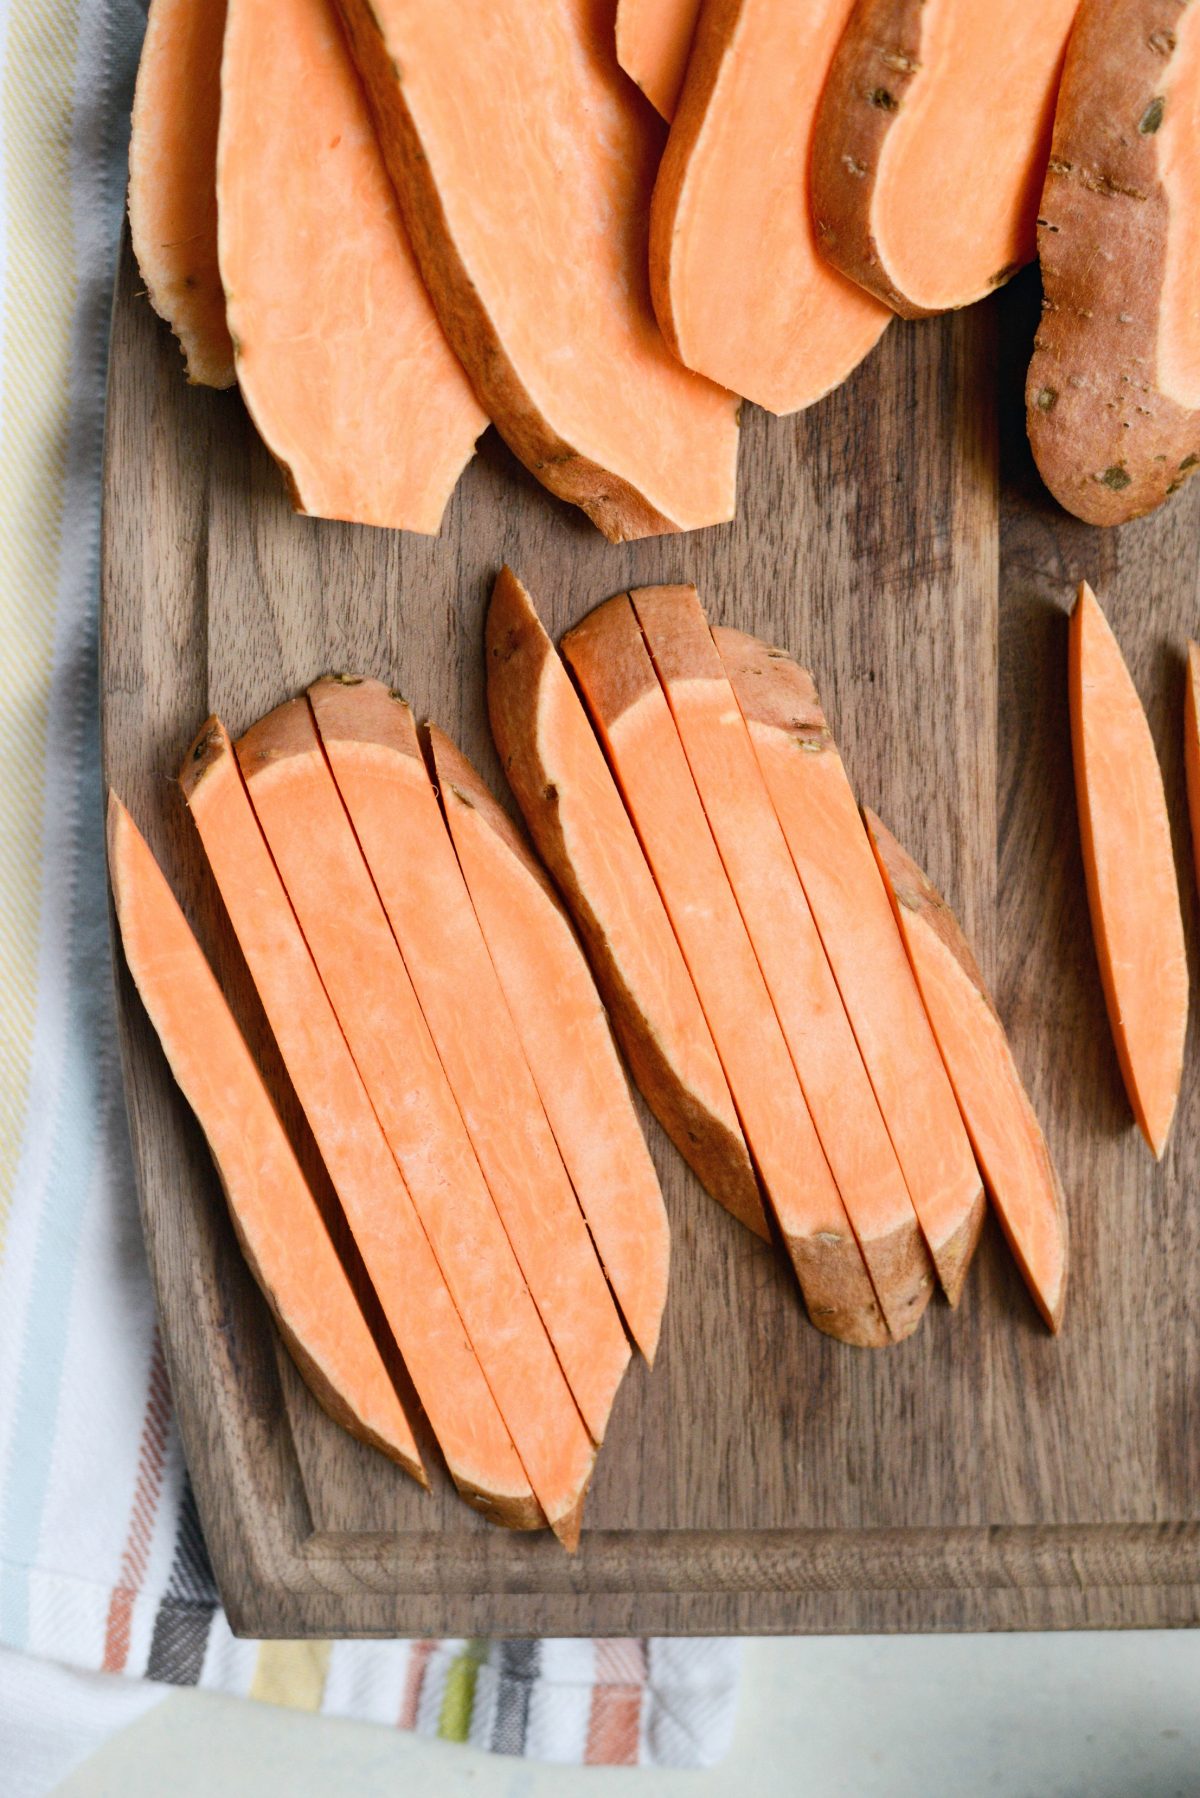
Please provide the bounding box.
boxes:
[102,234,1200,1636]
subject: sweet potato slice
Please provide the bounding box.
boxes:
[307,678,631,1442]
[649,0,890,413]
[633,586,932,1340]
[563,597,887,1348]
[715,627,985,1305]
[811,0,1078,316]
[1069,582,1188,1158]
[335,0,739,541]
[236,701,594,1546]
[217,0,486,531]
[866,811,1069,1333]
[616,0,700,121]
[179,718,541,1530]
[107,793,424,1477]
[1027,0,1200,525]
[426,728,670,1367]
[128,0,234,388]
[486,569,765,1239]
[1185,642,1200,903]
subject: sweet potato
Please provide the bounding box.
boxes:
[236,701,595,1548]
[179,718,542,1530]
[485,568,766,1239]
[426,727,670,1368]
[811,0,1078,316]
[334,0,739,541]
[563,596,888,1348]
[127,0,235,387]
[307,678,631,1445]
[867,811,1069,1333]
[1069,582,1187,1158]
[217,0,486,531]
[633,586,932,1340]
[1185,641,1200,903]
[107,793,424,1477]
[1027,0,1200,524]
[616,0,700,120]
[715,628,985,1305]
[649,0,890,412]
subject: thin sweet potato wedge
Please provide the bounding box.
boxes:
[867,810,1069,1334]
[486,568,765,1239]
[236,701,595,1548]
[218,0,486,530]
[1069,582,1187,1158]
[616,0,700,121]
[563,596,888,1348]
[179,718,542,1531]
[427,727,670,1368]
[335,0,739,541]
[634,586,932,1340]
[307,677,631,1445]
[1185,641,1200,903]
[811,0,1078,316]
[650,0,890,413]
[1027,0,1200,525]
[715,627,985,1305]
[128,0,234,387]
[108,793,424,1478]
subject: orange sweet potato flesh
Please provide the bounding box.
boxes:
[334,0,739,541]
[1186,642,1200,905]
[426,727,670,1368]
[107,793,424,1478]
[811,0,1078,317]
[486,569,765,1240]
[866,811,1069,1334]
[616,0,700,121]
[563,597,888,1347]
[649,0,891,413]
[1069,582,1188,1159]
[1027,0,1200,525]
[307,678,631,1444]
[714,627,985,1305]
[127,0,235,387]
[179,718,542,1531]
[236,701,594,1547]
[217,0,485,531]
[634,587,932,1340]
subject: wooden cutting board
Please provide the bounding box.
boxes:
[101,233,1200,1637]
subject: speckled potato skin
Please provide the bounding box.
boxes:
[1028,0,1200,525]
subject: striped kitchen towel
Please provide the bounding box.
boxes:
[0,0,741,1774]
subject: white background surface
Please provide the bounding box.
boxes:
[37,1633,1200,1797]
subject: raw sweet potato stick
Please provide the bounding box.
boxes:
[335,0,739,540]
[811,0,1079,316]
[107,793,425,1478]
[307,678,632,1443]
[1069,582,1187,1158]
[486,569,766,1239]
[1027,0,1200,525]
[616,0,700,120]
[1185,642,1200,904]
[867,811,1069,1333]
[650,0,891,413]
[715,628,985,1304]
[426,727,670,1367]
[236,701,595,1547]
[179,718,542,1531]
[218,0,485,530]
[128,0,234,387]
[633,586,932,1340]
[563,597,888,1348]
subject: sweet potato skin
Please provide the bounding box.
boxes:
[335,0,737,542]
[486,568,768,1239]
[809,0,929,317]
[1027,0,1200,525]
